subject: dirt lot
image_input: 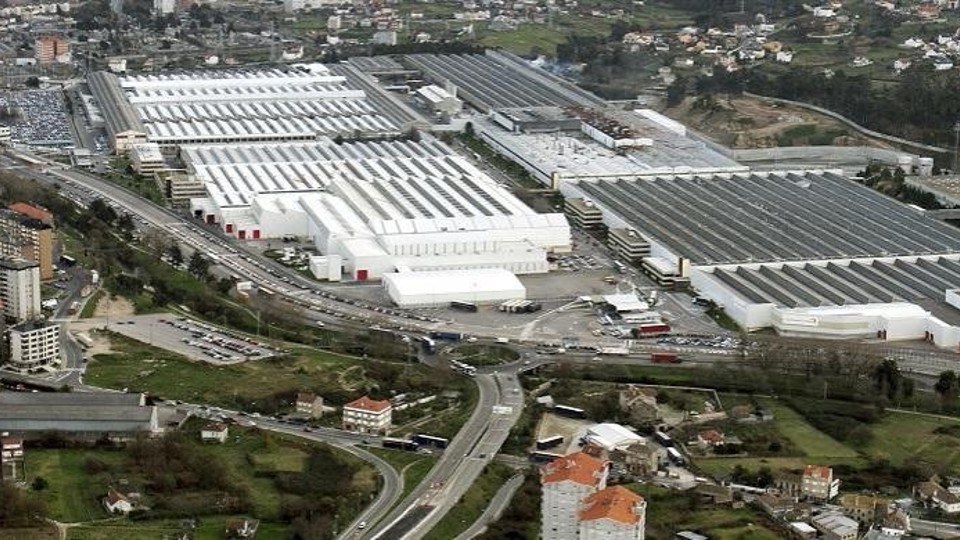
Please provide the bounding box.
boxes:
[92,294,135,318]
[535,412,594,454]
[667,95,886,149]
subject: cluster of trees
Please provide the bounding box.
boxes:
[689,65,960,148]
[785,397,879,446]
[273,447,365,539]
[858,164,946,209]
[478,474,541,539]
[0,483,46,528]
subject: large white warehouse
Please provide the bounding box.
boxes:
[560,169,960,350]
[89,64,399,153]
[383,268,526,307]
[186,136,570,280]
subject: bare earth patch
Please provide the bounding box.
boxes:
[92,294,135,318]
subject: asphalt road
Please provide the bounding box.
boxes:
[368,363,525,540]
[368,372,504,540]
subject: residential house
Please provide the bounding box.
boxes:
[618,386,660,426]
[295,392,324,418]
[342,395,392,435]
[1,437,24,482]
[801,465,840,501]
[811,511,859,540]
[839,494,888,524]
[541,452,609,540]
[879,506,910,533]
[578,485,646,540]
[773,470,802,498]
[200,423,229,444]
[225,518,260,539]
[860,526,907,540]
[694,483,734,505]
[757,493,797,517]
[790,521,818,539]
[611,441,665,477]
[914,479,960,513]
[103,488,133,514]
[696,429,725,449]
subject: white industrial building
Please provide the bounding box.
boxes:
[382,268,525,307]
[478,108,747,189]
[186,136,570,281]
[584,423,645,452]
[89,65,399,153]
[560,169,960,350]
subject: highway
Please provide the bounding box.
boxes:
[368,370,515,539]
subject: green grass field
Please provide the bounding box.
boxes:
[25,449,123,523]
[34,422,374,538]
[760,400,860,459]
[85,334,360,407]
[479,24,568,55]
[695,398,861,478]
[863,412,960,469]
[695,401,960,479]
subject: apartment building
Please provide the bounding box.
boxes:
[802,465,841,501]
[0,258,41,322]
[7,320,60,372]
[0,209,55,280]
[579,485,647,540]
[35,34,70,64]
[541,452,610,540]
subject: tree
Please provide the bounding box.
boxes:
[935,371,958,403]
[31,477,48,491]
[167,244,184,266]
[88,198,117,225]
[25,77,40,88]
[117,213,135,233]
[187,251,210,278]
[873,358,902,402]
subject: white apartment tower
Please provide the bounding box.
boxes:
[0,258,41,322]
[579,485,647,540]
[541,452,610,540]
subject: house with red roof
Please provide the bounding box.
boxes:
[342,395,392,435]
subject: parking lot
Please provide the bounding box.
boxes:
[71,313,281,364]
[0,90,73,147]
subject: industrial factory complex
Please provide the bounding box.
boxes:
[183,137,570,284]
[85,52,960,348]
[89,64,400,154]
